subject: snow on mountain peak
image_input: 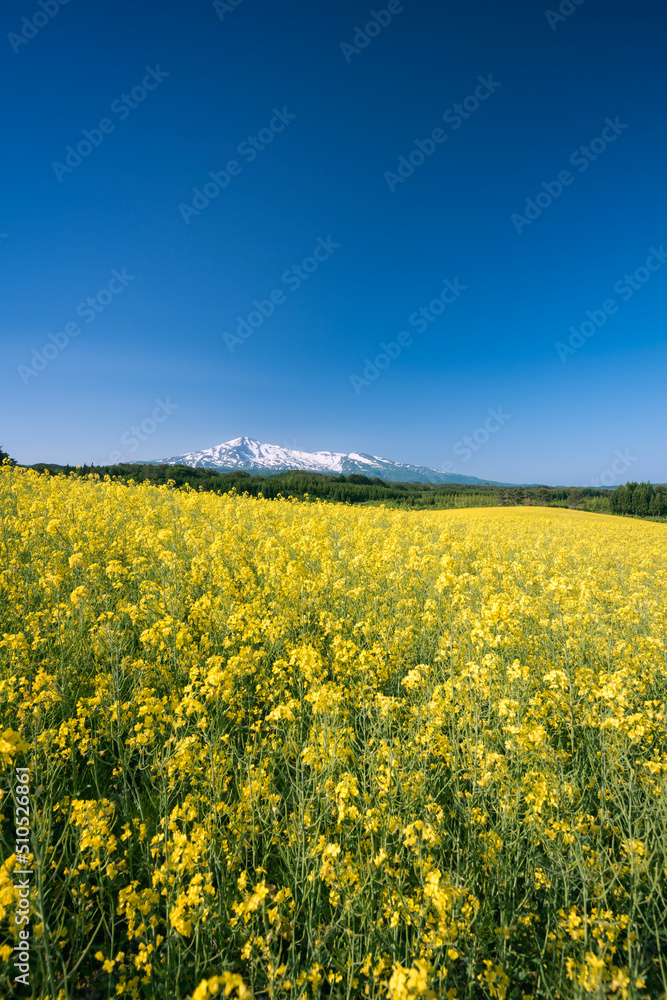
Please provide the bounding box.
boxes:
[149,437,512,486]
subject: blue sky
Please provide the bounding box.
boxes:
[1,0,665,485]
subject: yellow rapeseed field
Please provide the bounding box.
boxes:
[1,465,666,1000]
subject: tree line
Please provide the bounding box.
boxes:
[23,462,502,507]
[2,447,664,519]
[609,481,667,518]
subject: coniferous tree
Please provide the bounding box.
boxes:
[621,483,632,514]
[610,481,665,519]
[568,487,583,509]
[652,485,667,518]
[632,482,651,517]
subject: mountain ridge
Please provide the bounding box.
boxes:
[148,436,518,486]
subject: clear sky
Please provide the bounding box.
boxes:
[1,0,665,485]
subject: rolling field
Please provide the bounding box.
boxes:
[1,466,667,999]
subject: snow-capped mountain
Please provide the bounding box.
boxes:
[149,437,514,486]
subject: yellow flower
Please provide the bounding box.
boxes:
[2,464,666,999]
[0,728,28,764]
[190,973,250,1000]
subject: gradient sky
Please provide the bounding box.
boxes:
[1,0,665,485]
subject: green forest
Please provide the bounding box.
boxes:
[5,449,664,519]
[609,480,667,517]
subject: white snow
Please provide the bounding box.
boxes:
[157,437,392,474]
[151,436,502,485]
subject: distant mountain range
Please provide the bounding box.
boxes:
[148,437,518,486]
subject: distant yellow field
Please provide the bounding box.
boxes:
[1,466,666,999]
